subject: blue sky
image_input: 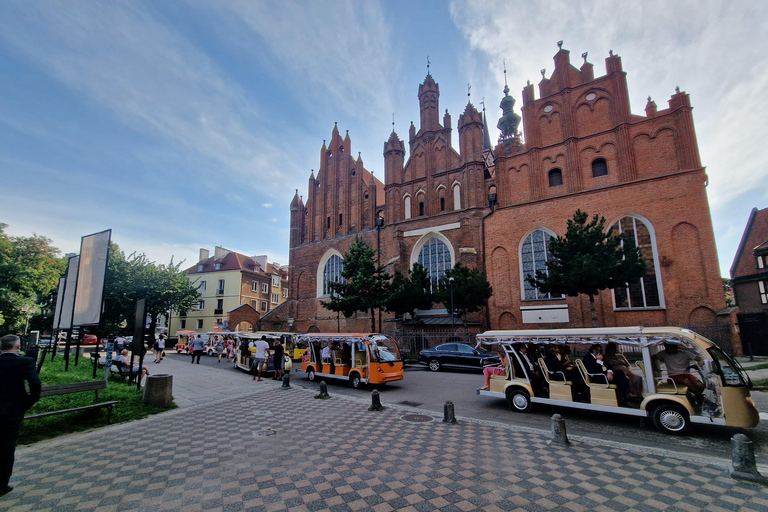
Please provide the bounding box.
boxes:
[1,1,766,277]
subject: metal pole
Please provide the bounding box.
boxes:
[449,277,455,339]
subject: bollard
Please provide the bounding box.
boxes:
[281,374,291,388]
[368,389,384,411]
[143,374,173,407]
[314,381,330,399]
[443,401,457,423]
[730,434,767,483]
[551,414,570,446]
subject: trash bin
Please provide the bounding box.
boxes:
[142,374,173,407]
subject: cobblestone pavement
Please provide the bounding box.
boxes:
[7,379,768,511]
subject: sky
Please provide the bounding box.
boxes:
[1,0,766,277]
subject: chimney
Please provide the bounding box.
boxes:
[214,246,231,260]
[199,248,210,262]
[253,255,268,270]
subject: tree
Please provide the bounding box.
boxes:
[383,263,433,321]
[102,244,200,336]
[0,223,66,331]
[321,236,390,332]
[434,262,493,322]
[526,209,646,327]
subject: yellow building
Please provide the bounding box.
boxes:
[168,246,289,334]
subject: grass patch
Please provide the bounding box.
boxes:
[743,363,768,371]
[19,354,176,445]
[752,378,768,388]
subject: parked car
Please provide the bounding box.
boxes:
[418,343,500,372]
[81,334,98,345]
[37,335,55,348]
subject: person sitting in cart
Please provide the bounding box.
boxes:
[479,348,508,390]
[583,344,634,403]
[652,340,705,403]
[514,344,544,395]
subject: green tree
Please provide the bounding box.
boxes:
[434,262,493,321]
[321,236,390,332]
[0,223,66,331]
[383,263,433,321]
[102,244,200,337]
[526,209,646,327]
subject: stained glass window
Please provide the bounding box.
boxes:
[417,237,452,292]
[323,255,344,296]
[521,230,562,300]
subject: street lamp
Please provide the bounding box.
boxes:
[448,277,455,340]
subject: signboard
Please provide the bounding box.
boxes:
[51,277,66,329]
[73,229,111,327]
[104,342,114,382]
[57,255,80,329]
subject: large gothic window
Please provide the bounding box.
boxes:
[521,229,562,300]
[610,215,663,309]
[322,254,344,296]
[417,237,452,292]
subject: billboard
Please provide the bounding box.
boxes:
[73,229,112,327]
[57,255,80,329]
[51,277,66,329]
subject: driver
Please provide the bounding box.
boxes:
[652,340,705,402]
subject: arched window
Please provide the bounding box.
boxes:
[417,237,452,292]
[609,216,663,308]
[548,168,563,187]
[521,229,562,300]
[592,158,608,177]
[404,195,412,219]
[453,183,461,210]
[416,191,426,216]
[322,254,344,296]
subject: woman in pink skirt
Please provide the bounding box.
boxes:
[480,349,508,390]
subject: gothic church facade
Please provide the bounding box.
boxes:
[275,47,727,336]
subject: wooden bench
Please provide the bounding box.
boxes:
[539,357,573,401]
[24,380,118,423]
[576,359,619,406]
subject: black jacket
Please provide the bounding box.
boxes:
[0,353,42,415]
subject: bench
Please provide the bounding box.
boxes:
[576,359,619,406]
[636,361,688,395]
[539,357,573,401]
[24,380,118,423]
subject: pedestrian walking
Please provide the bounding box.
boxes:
[272,338,284,381]
[0,334,42,498]
[225,337,234,362]
[251,336,270,381]
[154,335,165,363]
[191,334,206,364]
[214,336,225,363]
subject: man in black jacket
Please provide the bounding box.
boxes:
[0,334,42,497]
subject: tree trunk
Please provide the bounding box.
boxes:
[370,307,376,333]
[589,294,597,327]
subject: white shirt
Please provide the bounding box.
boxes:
[322,346,331,359]
[655,349,697,376]
[254,340,270,359]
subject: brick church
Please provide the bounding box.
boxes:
[268,46,729,339]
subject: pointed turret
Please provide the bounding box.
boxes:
[289,189,305,249]
[458,101,483,163]
[384,129,405,185]
[418,74,440,131]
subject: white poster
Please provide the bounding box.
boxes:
[57,256,79,329]
[73,229,111,327]
[51,277,66,329]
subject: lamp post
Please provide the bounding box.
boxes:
[21,303,31,335]
[448,277,455,339]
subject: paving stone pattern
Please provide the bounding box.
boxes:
[6,386,768,511]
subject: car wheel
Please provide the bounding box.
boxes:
[307,367,316,381]
[350,373,362,389]
[428,359,441,372]
[507,389,532,413]
[651,403,691,435]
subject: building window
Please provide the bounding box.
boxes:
[216,299,223,309]
[548,168,563,187]
[251,299,258,309]
[323,254,344,295]
[272,293,279,304]
[758,255,765,269]
[197,300,205,310]
[440,197,445,211]
[251,281,258,292]
[217,279,225,294]
[592,158,608,177]
[521,229,563,300]
[261,283,268,294]
[199,281,206,291]
[180,319,186,329]
[339,213,343,226]
[327,217,331,229]
[404,195,412,219]
[760,281,767,304]
[283,289,288,298]
[197,265,203,272]
[196,319,203,329]
[272,276,280,287]
[417,237,452,292]
[453,183,461,210]
[261,301,268,312]
[214,262,221,270]
[610,215,663,309]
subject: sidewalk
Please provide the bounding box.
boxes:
[6,356,768,511]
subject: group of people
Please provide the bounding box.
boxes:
[481,340,704,407]
[235,336,288,382]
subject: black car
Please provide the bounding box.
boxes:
[418,343,500,372]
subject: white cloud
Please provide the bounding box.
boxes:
[262,203,273,209]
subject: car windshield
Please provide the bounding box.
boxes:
[707,345,749,387]
[368,335,400,362]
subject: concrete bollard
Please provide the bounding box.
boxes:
[281,374,291,388]
[551,414,570,446]
[368,389,384,411]
[318,381,329,398]
[443,401,457,423]
[142,374,173,407]
[730,434,767,483]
